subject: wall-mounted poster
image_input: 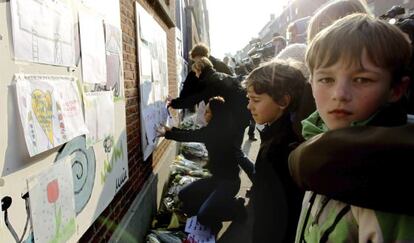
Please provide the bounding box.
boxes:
[27,155,76,243]
[135,2,169,160]
[10,0,76,66]
[15,74,88,156]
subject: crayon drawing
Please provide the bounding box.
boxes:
[15,74,88,156]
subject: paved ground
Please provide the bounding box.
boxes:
[217,128,260,243]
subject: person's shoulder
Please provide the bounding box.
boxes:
[209,56,233,75]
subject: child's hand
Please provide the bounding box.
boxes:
[156,124,171,137]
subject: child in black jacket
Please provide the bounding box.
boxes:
[158,96,245,234]
[245,60,306,242]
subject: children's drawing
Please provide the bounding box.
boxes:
[55,136,96,214]
[15,74,88,157]
[84,91,115,147]
[32,89,54,145]
[141,102,169,147]
[27,156,76,243]
[105,23,123,97]
[79,11,107,84]
[10,0,75,66]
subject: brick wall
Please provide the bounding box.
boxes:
[79,0,177,241]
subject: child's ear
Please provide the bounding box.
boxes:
[278,95,291,109]
[388,76,410,102]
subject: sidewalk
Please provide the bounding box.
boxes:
[217,128,260,243]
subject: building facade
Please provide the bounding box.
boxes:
[76,0,209,242]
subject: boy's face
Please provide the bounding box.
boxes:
[247,86,285,125]
[311,51,400,130]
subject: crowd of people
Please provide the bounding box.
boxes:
[157,0,414,242]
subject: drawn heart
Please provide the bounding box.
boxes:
[32,89,54,145]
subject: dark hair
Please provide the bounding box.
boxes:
[245,59,306,112]
[208,96,226,119]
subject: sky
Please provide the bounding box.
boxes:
[206,0,289,60]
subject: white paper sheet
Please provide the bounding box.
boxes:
[185,216,215,243]
[141,102,169,147]
[27,155,76,243]
[83,91,115,147]
[152,58,161,82]
[140,44,152,78]
[10,0,75,66]
[140,80,153,106]
[79,11,107,84]
[81,0,121,27]
[15,74,88,156]
[105,23,122,97]
[137,6,153,42]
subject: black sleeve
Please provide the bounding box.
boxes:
[179,71,198,98]
[165,127,209,143]
[170,84,212,109]
[288,124,414,215]
[237,152,255,181]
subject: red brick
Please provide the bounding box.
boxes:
[82,0,179,241]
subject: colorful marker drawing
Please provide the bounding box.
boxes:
[31,89,54,146]
[15,74,88,156]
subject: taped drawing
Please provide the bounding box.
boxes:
[10,0,76,66]
[105,23,123,97]
[15,74,88,156]
[27,156,76,243]
[79,11,107,84]
[83,91,115,147]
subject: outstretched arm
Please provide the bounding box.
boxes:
[164,127,209,143]
[169,82,213,109]
[288,124,414,215]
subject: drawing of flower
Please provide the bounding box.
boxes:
[47,179,63,241]
[47,179,59,203]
